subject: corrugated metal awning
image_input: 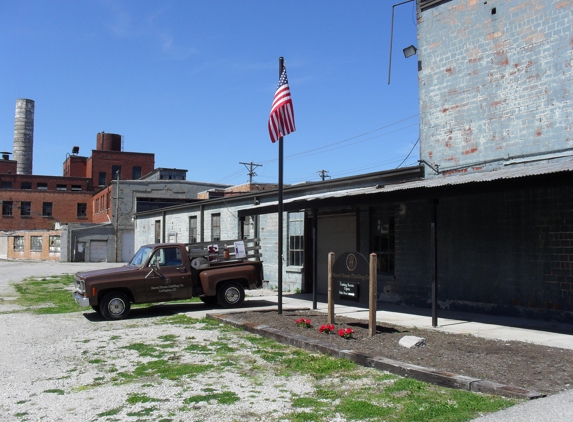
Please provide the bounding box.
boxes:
[239,158,573,217]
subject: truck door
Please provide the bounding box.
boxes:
[146,246,192,302]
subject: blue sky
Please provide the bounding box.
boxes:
[0,0,419,186]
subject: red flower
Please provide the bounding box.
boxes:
[338,327,354,339]
[319,324,335,334]
[295,317,312,328]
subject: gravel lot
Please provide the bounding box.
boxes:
[0,260,319,422]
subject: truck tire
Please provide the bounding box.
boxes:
[217,281,245,308]
[199,296,218,305]
[100,291,131,320]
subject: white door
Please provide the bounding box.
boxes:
[121,230,135,262]
[89,241,108,262]
[317,214,356,295]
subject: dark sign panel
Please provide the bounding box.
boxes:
[332,251,370,304]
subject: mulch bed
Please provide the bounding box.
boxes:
[230,309,573,395]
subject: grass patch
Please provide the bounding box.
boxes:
[126,393,162,404]
[43,389,65,395]
[97,407,123,417]
[133,359,215,380]
[126,406,158,417]
[123,342,166,358]
[183,391,240,405]
[157,314,201,326]
[13,275,80,314]
[184,343,213,354]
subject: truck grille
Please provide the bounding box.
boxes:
[74,277,85,294]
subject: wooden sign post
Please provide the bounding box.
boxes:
[369,253,378,337]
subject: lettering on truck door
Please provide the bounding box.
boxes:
[146,247,191,302]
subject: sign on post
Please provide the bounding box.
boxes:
[332,251,370,304]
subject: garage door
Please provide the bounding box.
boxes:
[317,214,356,295]
[89,241,108,262]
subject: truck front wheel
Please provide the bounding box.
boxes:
[100,291,131,320]
[217,281,245,308]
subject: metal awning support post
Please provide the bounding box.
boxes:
[312,208,318,309]
[431,198,439,327]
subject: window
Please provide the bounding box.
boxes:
[98,172,106,186]
[152,247,182,267]
[21,182,31,189]
[77,203,87,218]
[155,220,161,243]
[372,213,395,274]
[189,216,198,243]
[112,165,122,180]
[30,236,42,252]
[1,181,12,189]
[49,236,60,253]
[37,182,48,190]
[56,184,67,191]
[71,185,81,191]
[211,213,221,241]
[288,212,304,266]
[42,202,53,217]
[2,200,13,216]
[20,201,31,216]
[13,236,24,251]
[132,166,142,180]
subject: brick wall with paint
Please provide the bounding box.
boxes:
[418,0,573,176]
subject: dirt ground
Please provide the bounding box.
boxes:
[233,309,573,396]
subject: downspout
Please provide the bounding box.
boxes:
[200,204,204,242]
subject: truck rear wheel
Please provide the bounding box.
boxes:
[100,291,131,320]
[217,281,245,308]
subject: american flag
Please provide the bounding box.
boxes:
[268,66,296,143]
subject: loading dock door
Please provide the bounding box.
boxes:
[89,241,108,262]
[317,214,356,295]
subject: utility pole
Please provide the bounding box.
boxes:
[240,162,262,184]
[317,169,330,181]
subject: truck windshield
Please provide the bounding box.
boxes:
[129,246,154,267]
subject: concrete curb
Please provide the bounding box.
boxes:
[208,312,545,400]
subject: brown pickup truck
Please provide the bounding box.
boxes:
[72,238,264,320]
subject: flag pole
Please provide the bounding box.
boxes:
[277,56,284,315]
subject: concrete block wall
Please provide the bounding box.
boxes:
[418,0,573,175]
[387,184,573,319]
